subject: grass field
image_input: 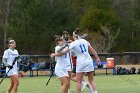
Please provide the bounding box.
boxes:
[0,75,140,93]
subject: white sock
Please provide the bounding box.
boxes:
[82,81,87,85]
[68,89,70,93]
[81,81,87,91]
[82,81,85,84]
[94,91,98,93]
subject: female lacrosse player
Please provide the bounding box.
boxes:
[62,30,93,92]
[54,36,69,93]
[2,38,20,93]
[62,31,73,93]
[51,30,100,93]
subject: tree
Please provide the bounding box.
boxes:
[8,0,79,54]
[79,0,121,52]
[0,0,14,51]
[0,0,139,55]
[112,0,140,52]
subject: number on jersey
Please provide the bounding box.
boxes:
[79,44,86,53]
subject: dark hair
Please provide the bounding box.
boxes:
[73,28,80,37]
[62,31,69,41]
[8,38,15,44]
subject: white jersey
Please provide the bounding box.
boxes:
[55,46,69,70]
[55,43,73,71]
[55,46,69,77]
[3,48,19,76]
[65,43,73,71]
[69,39,94,72]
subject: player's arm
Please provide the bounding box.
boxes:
[56,44,69,52]
[50,47,69,58]
[2,51,13,69]
[50,42,75,58]
[2,50,10,66]
[88,45,100,64]
[2,58,13,69]
[2,58,9,66]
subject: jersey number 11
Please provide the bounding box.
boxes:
[79,44,87,53]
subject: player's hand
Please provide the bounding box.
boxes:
[7,65,13,69]
[50,53,55,58]
[96,57,101,65]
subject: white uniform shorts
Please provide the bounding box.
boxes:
[76,61,94,73]
[66,64,73,72]
[55,69,69,78]
[6,68,18,76]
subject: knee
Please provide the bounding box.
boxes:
[77,80,82,84]
[66,81,69,86]
[68,81,70,85]
[14,81,19,87]
[10,82,14,87]
[63,81,69,87]
[70,76,74,80]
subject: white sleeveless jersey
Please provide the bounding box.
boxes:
[3,48,19,76]
[69,39,93,65]
[65,44,73,71]
[55,46,70,70]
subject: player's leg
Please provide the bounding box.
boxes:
[71,67,87,92]
[87,71,97,93]
[59,76,69,93]
[71,72,88,91]
[82,78,93,93]
[76,72,84,93]
[7,77,14,93]
[70,66,77,82]
[11,75,19,93]
[70,72,77,82]
[82,78,94,92]
[68,71,72,93]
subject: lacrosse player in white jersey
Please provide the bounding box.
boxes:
[2,38,21,93]
[51,30,100,93]
[62,30,93,92]
[54,35,70,93]
[62,31,73,93]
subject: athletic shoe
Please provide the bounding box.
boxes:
[81,82,87,91]
[94,91,98,93]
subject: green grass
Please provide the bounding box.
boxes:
[0,75,140,93]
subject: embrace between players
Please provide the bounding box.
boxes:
[50,28,100,93]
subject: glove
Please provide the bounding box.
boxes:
[20,61,24,64]
[74,56,77,59]
[7,65,13,69]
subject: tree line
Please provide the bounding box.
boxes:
[0,0,140,55]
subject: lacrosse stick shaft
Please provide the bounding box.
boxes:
[0,68,11,84]
[46,68,54,86]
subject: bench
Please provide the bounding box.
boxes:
[0,62,55,77]
[93,61,116,75]
[0,67,6,77]
[30,60,116,76]
[29,62,55,77]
